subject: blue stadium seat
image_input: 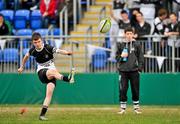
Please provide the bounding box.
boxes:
[14,10,30,29]
[3,48,18,62]
[0,10,14,23]
[0,0,5,10]
[16,29,32,36]
[34,29,49,36]
[30,10,42,29]
[23,48,33,69]
[16,29,32,48]
[53,28,61,35]
[48,28,62,47]
[92,49,107,69]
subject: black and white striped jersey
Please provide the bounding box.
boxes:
[29,44,57,72]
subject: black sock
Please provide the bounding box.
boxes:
[62,76,70,82]
[40,106,48,116]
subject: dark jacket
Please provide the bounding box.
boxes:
[166,22,180,35]
[116,40,144,72]
[134,22,151,37]
[0,22,9,35]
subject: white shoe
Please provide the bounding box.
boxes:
[117,109,126,114]
[68,68,75,83]
[39,116,48,121]
[134,109,142,114]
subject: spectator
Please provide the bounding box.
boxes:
[154,8,168,35]
[134,12,151,53]
[111,10,131,35]
[164,13,180,72]
[134,12,151,37]
[111,0,126,20]
[126,0,140,18]
[119,10,131,28]
[109,10,131,60]
[130,9,140,27]
[40,0,56,28]
[153,8,168,55]
[0,14,10,35]
[108,0,126,60]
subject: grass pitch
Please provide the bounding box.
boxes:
[0,105,180,124]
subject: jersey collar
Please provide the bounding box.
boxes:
[35,44,44,52]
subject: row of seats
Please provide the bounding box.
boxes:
[14,28,61,48]
[16,28,61,36]
[0,48,108,69]
[0,48,34,69]
[0,9,42,29]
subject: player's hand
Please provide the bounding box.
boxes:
[67,51,73,56]
[18,67,24,73]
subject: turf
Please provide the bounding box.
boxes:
[0,105,180,124]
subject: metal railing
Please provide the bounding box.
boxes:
[0,35,180,73]
[99,6,106,21]
[60,5,68,39]
[85,25,93,72]
[73,0,77,30]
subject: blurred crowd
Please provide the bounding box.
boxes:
[109,0,180,61]
[0,0,73,36]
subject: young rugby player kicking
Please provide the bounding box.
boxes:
[18,32,75,121]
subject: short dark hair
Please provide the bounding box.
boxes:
[32,32,42,41]
[158,8,167,17]
[121,10,128,15]
[124,27,134,33]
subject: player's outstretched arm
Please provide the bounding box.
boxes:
[56,49,72,56]
[18,53,30,73]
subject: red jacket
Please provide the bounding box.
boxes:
[40,0,56,18]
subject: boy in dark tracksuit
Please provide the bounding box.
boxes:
[116,28,144,114]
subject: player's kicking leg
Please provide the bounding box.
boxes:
[46,68,75,83]
[39,83,55,121]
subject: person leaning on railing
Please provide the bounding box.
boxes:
[153,8,168,54]
[164,12,180,72]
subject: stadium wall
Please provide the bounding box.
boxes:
[0,73,180,105]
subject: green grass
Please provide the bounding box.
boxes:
[0,105,180,124]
